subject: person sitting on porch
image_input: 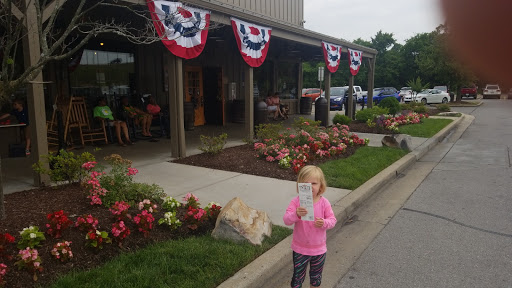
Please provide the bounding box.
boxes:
[119,96,153,137]
[0,99,31,155]
[93,97,132,147]
[146,95,170,137]
[266,92,287,120]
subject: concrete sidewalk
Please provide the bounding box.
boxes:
[134,162,351,226]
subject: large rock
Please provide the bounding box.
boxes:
[212,197,272,245]
[381,135,400,148]
[382,134,413,151]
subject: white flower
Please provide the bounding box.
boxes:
[29,233,36,239]
[96,230,101,235]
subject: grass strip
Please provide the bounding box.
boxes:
[51,226,292,288]
[320,146,407,190]
[398,118,453,138]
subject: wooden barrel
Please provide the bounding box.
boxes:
[184,102,195,131]
[232,100,245,123]
[300,97,312,115]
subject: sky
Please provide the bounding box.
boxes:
[303,0,444,44]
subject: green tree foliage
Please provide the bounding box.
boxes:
[407,77,430,94]
[302,26,477,101]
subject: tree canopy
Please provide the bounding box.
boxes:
[304,26,478,97]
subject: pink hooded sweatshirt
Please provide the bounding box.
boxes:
[283,196,337,256]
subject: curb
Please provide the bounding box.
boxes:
[217,114,465,288]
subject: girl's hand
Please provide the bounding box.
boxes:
[314,217,324,228]
[296,207,307,217]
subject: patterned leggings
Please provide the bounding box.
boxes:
[291,251,326,288]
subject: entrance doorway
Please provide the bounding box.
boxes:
[184,66,205,126]
[203,67,225,125]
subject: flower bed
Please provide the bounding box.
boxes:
[253,120,369,173]
[349,111,430,134]
[0,156,222,288]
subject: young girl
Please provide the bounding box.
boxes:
[283,165,337,288]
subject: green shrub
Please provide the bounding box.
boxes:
[413,105,428,113]
[355,107,389,122]
[437,104,451,112]
[32,150,95,183]
[98,155,165,207]
[400,103,411,111]
[292,117,321,134]
[378,97,401,115]
[199,133,228,154]
[255,123,283,141]
[332,114,352,125]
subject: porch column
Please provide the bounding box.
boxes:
[366,57,376,108]
[324,68,331,125]
[23,0,50,186]
[167,53,186,158]
[244,64,254,139]
[297,62,303,114]
[347,75,355,119]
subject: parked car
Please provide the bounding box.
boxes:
[412,89,450,104]
[399,87,412,101]
[366,87,400,104]
[301,88,323,101]
[325,87,348,111]
[340,85,365,103]
[483,84,501,99]
[460,86,478,99]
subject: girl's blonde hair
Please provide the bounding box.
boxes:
[296,165,327,195]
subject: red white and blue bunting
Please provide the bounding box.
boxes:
[147,1,210,59]
[348,48,363,76]
[231,17,272,67]
[322,42,342,73]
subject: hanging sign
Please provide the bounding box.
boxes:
[231,17,272,67]
[322,42,342,73]
[147,1,210,59]
[348,48,363,76]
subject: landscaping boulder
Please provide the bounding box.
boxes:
[395,134,413,152]
[381,135,400,148]
[212,197,272,245]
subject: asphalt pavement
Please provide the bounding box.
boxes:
[337,100,512,287]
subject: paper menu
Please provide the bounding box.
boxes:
[298,183,315,222]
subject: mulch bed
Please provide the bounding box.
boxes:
[0,185,214,288]
[173,144,359,181]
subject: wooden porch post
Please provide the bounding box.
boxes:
[23,0,50,186]
[167,53,186,158]
[297,62,303,114]
[347,74,355,119]
[366,57,376,108]
[324,68,331,125]
[244,64,254,140]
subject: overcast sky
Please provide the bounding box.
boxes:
[303,0,444,44]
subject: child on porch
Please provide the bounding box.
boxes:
[283,165,337,288]
[93,97,132,147]
[0,99,31,155]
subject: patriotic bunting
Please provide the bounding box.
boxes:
[147,1,210,59]
[322,42,342,73]
[348,48,363,76]
[231,17,272,67]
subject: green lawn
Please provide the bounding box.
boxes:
[51,226,292,288]
[320,146,407,190]
[398,118,453,138]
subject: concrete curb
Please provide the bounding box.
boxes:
[217,115,465,288]
[448,101,483,107]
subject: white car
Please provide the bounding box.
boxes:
[483,84,501,99]
[411,89,450,104]
[399,87,412,102]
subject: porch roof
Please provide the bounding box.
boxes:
[123,0,378,58]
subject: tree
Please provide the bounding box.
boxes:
[0,0,215,219]
[406,76,430,101]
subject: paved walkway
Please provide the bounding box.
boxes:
[337,99,512,287]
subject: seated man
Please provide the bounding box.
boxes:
[266,92,287,120]
[93,97,132,146]
[119,96,153,137]
[0,99,31,155]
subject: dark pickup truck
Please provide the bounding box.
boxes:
[460,86,477,99]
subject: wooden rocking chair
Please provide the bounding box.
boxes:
[66,96,108,146]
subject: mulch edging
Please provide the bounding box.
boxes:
[0,184,214,288]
